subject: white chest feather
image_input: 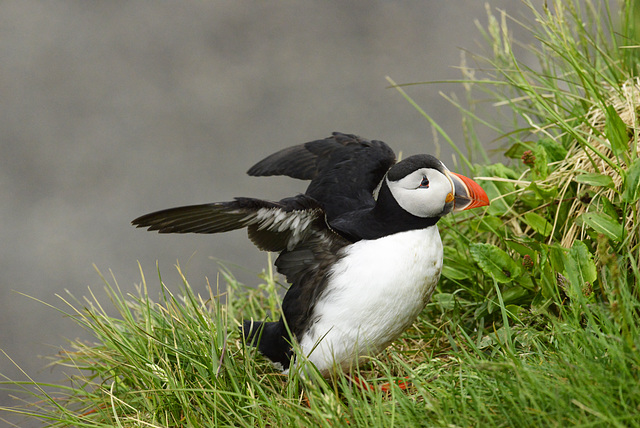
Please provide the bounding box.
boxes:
[297,226,443,374]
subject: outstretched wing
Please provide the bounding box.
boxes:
[132,195,325,252]
[247,132,396,219]
[247,132,386,180]
[133,193,352,340]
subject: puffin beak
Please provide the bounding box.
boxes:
[447,172,490,211]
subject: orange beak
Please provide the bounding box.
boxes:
[448,172,490,211]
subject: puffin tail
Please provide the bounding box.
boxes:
[241,319,293,371]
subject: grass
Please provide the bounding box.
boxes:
[2,0,640,426]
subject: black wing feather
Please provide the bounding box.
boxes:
[132,195,324,252]
[247,132,370,180]
[247,132,396,220]
[275,229,350,340]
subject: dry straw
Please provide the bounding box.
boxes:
[546,77,640,248]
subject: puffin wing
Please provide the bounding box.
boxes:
[132,195,325,252]
[247,132,374,180]
[134,193,350,341]
[274,229,350,339]
[248,132,396,218]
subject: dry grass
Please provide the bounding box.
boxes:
[549,77,640,248]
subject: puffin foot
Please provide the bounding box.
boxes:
[347,375,410,392]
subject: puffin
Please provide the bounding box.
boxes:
[132,132,489,377]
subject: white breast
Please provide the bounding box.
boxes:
[296,226,443,375]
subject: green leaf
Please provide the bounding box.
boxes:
[564,240,597,300]
[502,286,530,304]
[548,245,566,272]
[432,293,456,311]
[531,145,549,180]
[622,158,640,203]
[525,182,558,203]
[481,180,510,216]
[523,212,553,237]
[442,263,471,281]
[540,263,556,300]
[573,172,615,188]
[478,164,518,216]
[469,243,522,283]
[605,105,628,158]
[477,215,507,236]
[505,240,537,259]
[580,212,623,242]
[505,304,526,322]
[601,196,618,220]
[505,141,532,159]
[442,248,475,281]
[538,137,567,162]
[484,163,519,179]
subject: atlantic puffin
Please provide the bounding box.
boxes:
[133,132,489,377]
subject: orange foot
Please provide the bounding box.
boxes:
[348,375,410,392]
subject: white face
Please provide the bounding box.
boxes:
[386,167,454,218]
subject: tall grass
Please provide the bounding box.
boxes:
[2,0,640,426]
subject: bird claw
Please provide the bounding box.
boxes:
[348,375,411,392]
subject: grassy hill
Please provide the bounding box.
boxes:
[2,1,639,426]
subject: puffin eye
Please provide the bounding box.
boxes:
[419,176,429,188]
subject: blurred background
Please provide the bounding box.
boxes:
[0,0,533,418]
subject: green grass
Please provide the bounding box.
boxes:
[2,0,640,426]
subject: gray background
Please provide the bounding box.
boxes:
[0,0,532,420]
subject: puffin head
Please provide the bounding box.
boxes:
[384,154,489,219]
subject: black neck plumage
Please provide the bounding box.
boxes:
[329,181,440,242]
